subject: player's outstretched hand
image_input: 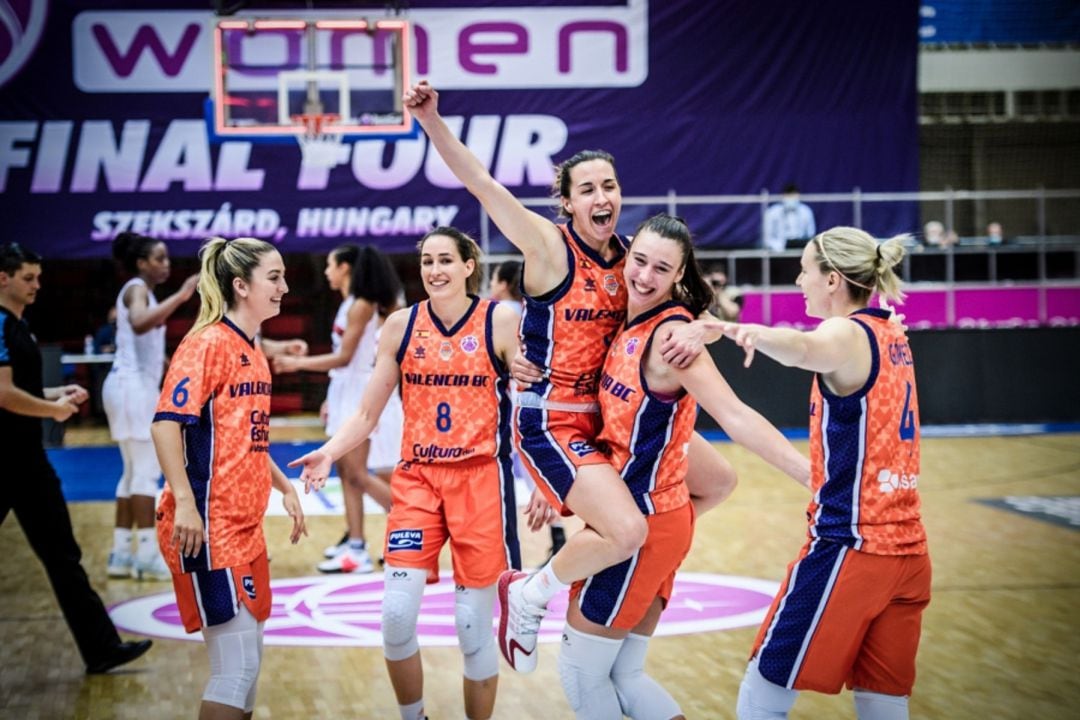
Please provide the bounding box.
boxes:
[287,450,332,494]
[702,320,760,368]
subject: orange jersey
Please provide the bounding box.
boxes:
[154,318,273,573]
[597,302,694,515]
[807,308,926,555]
[519,222,628,406]
[395,297,512,464]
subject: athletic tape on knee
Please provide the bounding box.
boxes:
[736,656,798,720]
[455,584,499,680]
[853,689,909,720]
[611,633,682,720]
[382,566,426,661]
[557,624,624,717]
[202,605,261,711]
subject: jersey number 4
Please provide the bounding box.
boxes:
[899,381,916,442]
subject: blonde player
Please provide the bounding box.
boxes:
[717,227,931,720]
[152,237,306,720]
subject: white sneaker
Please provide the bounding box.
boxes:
[132,552,171,581]
[323,531,349,559]
[497,570,545,673]
[107,550,133,578]
[317,547,374,574]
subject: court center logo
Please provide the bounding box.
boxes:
[0,0,48,88]
[110,573,778,646]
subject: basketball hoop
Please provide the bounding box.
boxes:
[293,113,348,167]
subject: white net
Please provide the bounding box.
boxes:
[294,114,349,168]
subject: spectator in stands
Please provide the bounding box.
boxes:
[763,183,816,252]
[986,222,1004,246]
[923,220,957,248]
[93,306,117,354]
[706,267,744,322]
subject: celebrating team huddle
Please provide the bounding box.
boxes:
[129,81,930,720]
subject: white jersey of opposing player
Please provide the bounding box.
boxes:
[111,277,165,385]
[328,296,378,381]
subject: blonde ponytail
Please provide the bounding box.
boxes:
[812,227,907,306]
[188,236,277,337]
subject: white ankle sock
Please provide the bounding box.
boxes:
[135,528,157,561]
[398,698,424,720]
[523,562,567,607]
[113,528,132,554]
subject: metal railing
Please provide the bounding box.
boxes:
[476,188,1080,326]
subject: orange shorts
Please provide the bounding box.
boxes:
[570,502,694,629]
[751,540,931,696]
[171,550,271,634]
[514,407,610,516]
[384,456,520,587]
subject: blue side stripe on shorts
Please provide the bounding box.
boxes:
[757,540,847,688]
[579,553,636,627]
[515,406,575,503]
[195,567,239,628]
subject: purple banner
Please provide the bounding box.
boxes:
[0,0,919,258]
[740,285,1080,329]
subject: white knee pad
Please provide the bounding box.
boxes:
[115,441,134,499]
[202,605,262,712]
[853,689,909,720]
[129,439,162,497]
[736,656,798,720]
[455,584,499,681]
[611,633,682,720]
[557,624,624,720]
[382,566,426,662]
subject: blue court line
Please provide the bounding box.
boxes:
[49,423,1080,503]
[49,441,323,503]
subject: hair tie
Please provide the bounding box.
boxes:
[875,243,883,260]
[816,236,874,292]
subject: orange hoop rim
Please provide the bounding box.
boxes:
[291,113,341,137]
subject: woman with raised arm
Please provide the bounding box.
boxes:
[715,227,930,720]
[274,244,403,574]
[404,80,735,674]
[290,228,522,720]
[103,232,199,581]
[151,237,306,720]
[557,215,808,719]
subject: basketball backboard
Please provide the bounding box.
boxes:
[209,17,412,141]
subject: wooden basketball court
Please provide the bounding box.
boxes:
[1,427,1077,719]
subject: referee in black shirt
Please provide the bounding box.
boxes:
[0,242,151,674]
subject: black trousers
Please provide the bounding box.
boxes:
[1,448,121,666]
